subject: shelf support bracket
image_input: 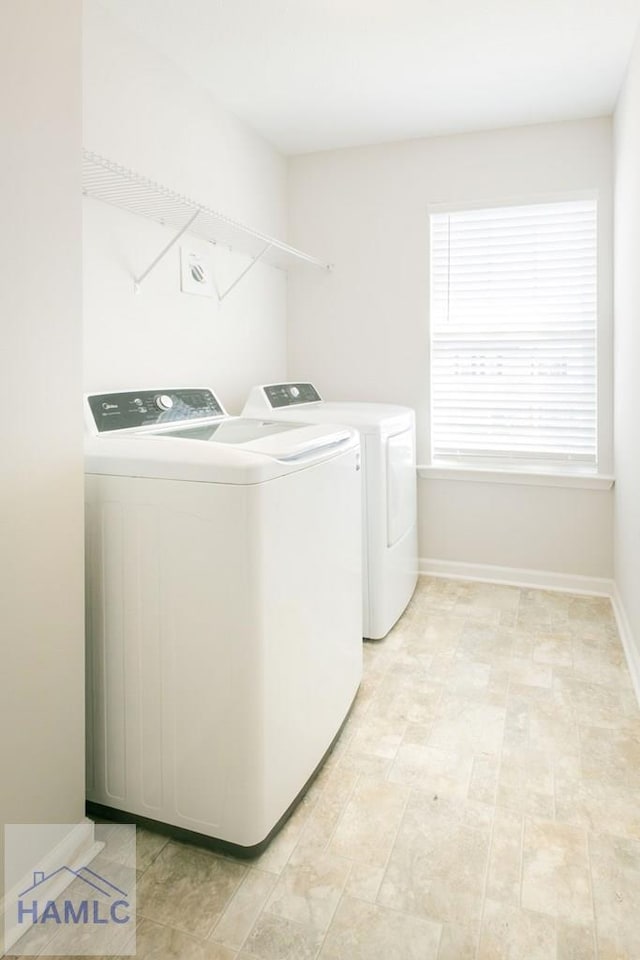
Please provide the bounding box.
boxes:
[214,242,274,302]
[134,208,201,291]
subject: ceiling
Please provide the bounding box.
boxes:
[99,0,640,155]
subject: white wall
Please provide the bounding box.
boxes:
[82,2,288,412]
[288,118,614,582]
[0,0,84,891]
[613,29,640,664]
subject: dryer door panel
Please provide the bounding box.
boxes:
[386,428,416,547]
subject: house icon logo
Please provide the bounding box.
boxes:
[17,866,131,926]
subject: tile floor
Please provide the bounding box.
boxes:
[10,577,640,959]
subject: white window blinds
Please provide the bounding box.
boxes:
[430,199,598,469]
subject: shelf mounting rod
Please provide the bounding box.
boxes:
[134,208,201,291]
[215,242,274,302]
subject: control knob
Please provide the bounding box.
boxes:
[156,394,174,411]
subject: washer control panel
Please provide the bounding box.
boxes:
[87,389,225,433]
[263,383,322,408]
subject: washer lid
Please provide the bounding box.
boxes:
[84,387,359,482]
[85,420,357,484]
[156,418,309,445]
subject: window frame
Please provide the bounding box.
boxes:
[425,189,613,486]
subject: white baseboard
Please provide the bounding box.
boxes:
[419,557,614,597]
[2,819,102,954]
[611,584,640,708]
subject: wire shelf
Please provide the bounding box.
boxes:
[82,150,331,285]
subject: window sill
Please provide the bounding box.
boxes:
[417,464,614,490]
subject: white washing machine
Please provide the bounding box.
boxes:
[84,387,362,855]
[243,383,418,640]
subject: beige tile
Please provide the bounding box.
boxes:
[567,595,615,624]
[431,656,509,706]
[486,809,523,905]
[590,832,640,959]
[436,923,478,959]
[27,924,134,957]
[388,742,473,800]
[347,714,406,759]
[468,751,501,805]
[318,895,441,960]
[254,803,312,874]
[7,914,60,957]
[554,673,638,728]
[521,818,592,924]
[501,705,529,755]
[518,589,571,624]
[453,600,503,625]
[571,658,633,690]
[508,657,553,689]
[378,792,491,925]
[90,821,138,871]
[316,762,360,807]
[509,628,536,659]
[289,811,338,866]
[241,912,324,960]
[571,620,626,650]
[367,670,444,725]
[329,776,409,868]
[418,613,466,653]
[362,641,394,678]
[211,869,277,951]
[136,828,170,873]
[556,920,596,960]
[288,763,360,865]
[477,898,556,959]
[528,699,579,758]
[554,754,640,840]
[12,954,138,960]
[263,851,350,932]
[133,919,237,959]
[579,723,640,788]
[496,741,555,818]
[572,633,632,688]
[12,955,127,960]
[137,842,245,938]
[336,751,392,780]
[390,644,435,675]
[418,578,465,613]
[438,659,493,696]
[486,661,512,701]
[344,861,385,902]
[456,624,514,664]
[467,582,521,614]
[429,695,506,754]
[402,720,433,746]
[531,633,574,667]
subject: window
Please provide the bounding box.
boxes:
[429,199,598,472]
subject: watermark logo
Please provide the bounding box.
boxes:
[18,865,131,926]
[5,823,136,956]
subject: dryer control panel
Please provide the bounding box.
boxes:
[263,383,322,408]
[87,389,225,433]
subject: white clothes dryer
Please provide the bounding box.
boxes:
[84,387,362,855]
[243,383,418,640]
